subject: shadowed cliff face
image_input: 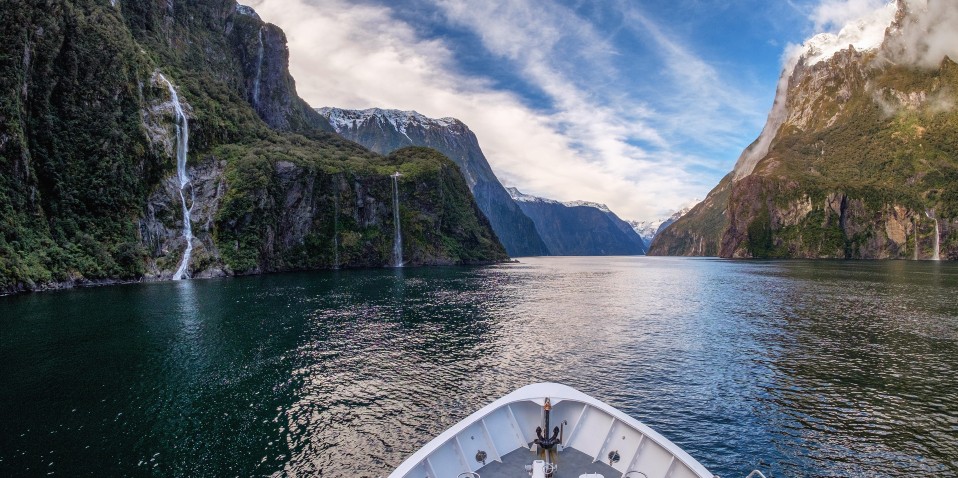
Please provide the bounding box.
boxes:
[0,1,504,294]
[507,189,647,256]
[318,108,550,257]
[232,16,331,133]
[514,201,646,256]
[651,2,958,260]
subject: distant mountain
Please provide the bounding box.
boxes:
[629,202,698,245]
[317,107,549,257]
[629,220,662,246]
[507,188,647,255]
[651,1,958,259]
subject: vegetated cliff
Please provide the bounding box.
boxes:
[0,1,505,294]
[507,189,647,256]
[650,1,958,259]
[650,176,732,257]
[317,107,549,257]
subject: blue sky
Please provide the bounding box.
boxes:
[248,0,892,220]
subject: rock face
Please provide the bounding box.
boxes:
[0,1,505,294]
[508,189,647,256]
[650,1,958,260]
[317,107,550,257]
[234,17,331,133]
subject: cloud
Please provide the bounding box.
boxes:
[247,0,758,220]
[734,1,897,179]
[798,1,898,66]
[882,0,958,68]
[810,0,890,31]
[794,0,958,69]
[615,4,766,145]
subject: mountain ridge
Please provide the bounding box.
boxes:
[317,106,551,257]
[507,188,647,255]
[650,0,958,260]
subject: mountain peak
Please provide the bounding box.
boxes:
[318,109,550,257]
[732,1,901,181]
[628,200,699,244]
[795,2,897,68]
[317,107,461,135]
[506,188,613,212]
[236,4,260,20]
[506,187,560,205]
[563,200,611,213]
[507,189,646,255]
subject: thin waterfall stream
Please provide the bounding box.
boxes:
[913,217,919,260]
[252,27,264,107]
[391,172,403,267]
[333,186,340,269]
[157,73,194,280]
[926,210,941,261]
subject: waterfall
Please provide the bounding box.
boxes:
[333,187,340,269]
[391,172,403,267]
[157,73,194,280]
[252,27,264,107]
[926,210,940,261]
[913,217,919,260]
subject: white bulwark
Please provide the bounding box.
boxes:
[389,383,715,478]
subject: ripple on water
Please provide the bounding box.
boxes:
[0,258,956,477]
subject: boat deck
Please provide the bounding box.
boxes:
[479,446,620,478]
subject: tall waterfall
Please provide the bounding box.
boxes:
[913,217,919,260]
[391,172,403,267]
[158,74,194,280]
[926,210,940,261]
[333,188,340,269]
[252,27,264,107]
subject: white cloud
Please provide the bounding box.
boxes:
[790,0,958,70]
[810,0,890,30]
[616,5,766,145]
[882,0,958,68]
[247,0,753,220]
[798,0,898,65]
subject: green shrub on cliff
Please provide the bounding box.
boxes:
[654,50,958,259]
[0,0,507,293]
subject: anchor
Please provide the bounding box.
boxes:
[531,398,561,477]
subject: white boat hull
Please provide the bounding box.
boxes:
[389,383,714,478]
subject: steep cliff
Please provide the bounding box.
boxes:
[508,189,647,256]
[0,1,505,294]
[234,9,331,133]
[317,107,549,257]
[650,0,958,260]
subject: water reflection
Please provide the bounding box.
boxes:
[1,259,957,477]
[750,261,958,476]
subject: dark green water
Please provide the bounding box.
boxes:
[1,257,957,477]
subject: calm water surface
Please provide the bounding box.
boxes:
[1,257,957,477]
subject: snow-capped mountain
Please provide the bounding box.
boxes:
[652,0,958,259]
[321,108,459,138]
[629,220,665,245]
[508,188,614,213]
[564,200,612,214]
[629,201,699,244]
[318,107,549,257]
[731,1,898,181]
